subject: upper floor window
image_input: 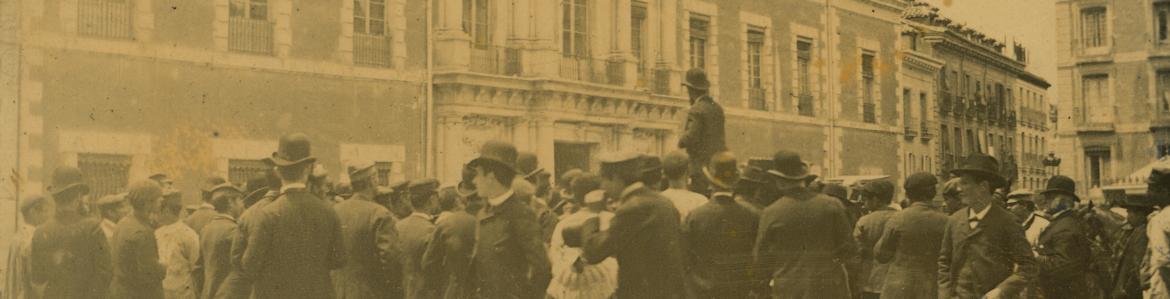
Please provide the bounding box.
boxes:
[862,52,876,123]
[562,0,588,58]
[78,0,133,39]
[1158,3,1170,44]
[747,27,765,110]
[689,15,710,70]
[797,38,814,116]
[632,2,647,68]
[466,0,491,48]
[1081,7,1106,49]
[79,153,132,199]
[1158,70,1170,113]
[228,0,273,54]
[354,0,391,67]
[1083,75,1111,123]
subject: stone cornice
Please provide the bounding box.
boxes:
[923,30,1026,74]
[903,50,944,73]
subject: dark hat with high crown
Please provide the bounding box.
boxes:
[1040,175,1079,200]
[949,153,1006,188]
[516,152,544,179]
[704,151,740,190]
[469,140,519,174]
[270,133,316,167]
[681,68,711,91]
[768,151,812,181]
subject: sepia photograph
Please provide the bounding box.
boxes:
[0,0,1162,297]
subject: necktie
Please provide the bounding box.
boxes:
[969,216,980,229]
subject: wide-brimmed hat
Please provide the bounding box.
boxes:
[516,152,544,179]
[768,151,812,181]
[681,68,711,91]
[703,151,739,190]
[950,153,1006,188]
[469,140,519,174]
[1040,175,1079,200]
[49,166,90,197]
[270,133,317,167]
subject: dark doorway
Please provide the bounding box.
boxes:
[555,142,594,180]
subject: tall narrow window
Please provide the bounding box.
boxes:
[562,0,588,57]
[1086,148,1110,188]
[1158,71,1170,113]
[464,0,493,47]
[920,92,928,128]
[228,0,272,54]
[1158,3,1170,44]
[689,15,710,70]
[1083,75,1111,123]
[354,0,391,67]
[862,52,876,123]
[903,88,914,127]
[797,39,814,116]
[632,3,647,73]
[747,28,766,110]
[1081,7,1106,49]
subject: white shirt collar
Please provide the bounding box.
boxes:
[488,189,515,207]
[410,212,434,221]
[620,182,646,199]
[1050,209,1070,219]
[102,218,118,229]
[969,204,992,221]
[281,183,307,193]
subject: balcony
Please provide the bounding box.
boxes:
[904,122,919,137]
[354,33,392,68]
[652,68,671,95]
[78,0,133,39]
[228,17,274,54]
[470,45,522,76]
[939,92,952,116]
[863,102,877,123]
[921,121,933,140]
[798,94,814,116]
[560,56,600,84]
[749,88,767,111]
[1008,111,1017,128]
[606,60,625,86]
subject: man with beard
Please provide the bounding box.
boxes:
[1032,175,1093,299]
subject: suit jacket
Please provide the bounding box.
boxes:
[30,212,111,299]
[472,191,552,299]
[1035,211,1093,299]
[110,215,165,299]
[398,213,436,299]
[217,192,275,299]
[332,193,401,299]
[754,188,855,299]
[678,96,726,163]
[582,184,689,299]
[854,207,897,293]
[1110,223,1147,299]
[422,210,477,299]
[200,214,237,299]
[682,195,759,298]
[938,204,1036,299]
[185,206,216,237]
[240,189,344,299]
[874,202,949,299]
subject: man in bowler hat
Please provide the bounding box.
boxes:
[1032,175,1093,299]
[937,154,1036,299]
[678,68,727,195]
[332,161,402,298]
[467,140,551,299]
[874,172,948,299]
[30,166,111,299]
[684,151,760,298]
[239,133,344,299]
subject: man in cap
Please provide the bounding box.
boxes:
[219,160,281,298]
[684,151,759,298]
[1147,165,1170,299]
[332,160,403,299]
[660,150,708,222]
[30,166,111,299]
[734,158,775,212]
[753,150,855,299]
[95,193,130,244]
[548,178,619,299]
[566,151,688,298]
[1030,175,1093,299]
[874,172,948,299]
[938,154,1036,299]
[678,68,727,195]
[239,133,344,299]
[515,152,559,244]
[1006,190,1049,249]
[156,188,201,299]
[186,176,228,238]
[150,173,174,188]
[852,179,897,299]
[399,178,439,299]
[1109,191,1154,299]
[200,183,244,299]
[423,166,480,299]
[6,194,51,299]
[549,169,583,216]
[109,180,166,299]
[466,140,551,298]
[940,177,965,215]
[639,154,665,191]
[386,180,413,219]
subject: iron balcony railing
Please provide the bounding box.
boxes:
[607,60,625,86]
[798,94,814,116]
[78,0,133,39]
[228,17,274,54]
[652,68,671,95]
[905,121,919,137]
[354,33,392,68]
[939,91,952,115]
[749,88,767,111]
[921,121,933,140]
[560,56,599,83]
[863,102,877,123]
[471,45,522,75]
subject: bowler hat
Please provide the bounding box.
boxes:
[681,68,711,91]
[469,140,519,174]
[1040,175,1079,200]
[703,151,740,190]
[950,153,1007,188]
[49,166,90,197]
[904,172,939,191]
[739,158,774,184]
[348,160,377,182]
[270,133,317,167]
[768,151,812,181]
[571,172,602,204]
[516,152,544,179]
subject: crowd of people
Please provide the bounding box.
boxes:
[3,68,1169,299]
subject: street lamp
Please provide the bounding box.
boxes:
[1042,152,1062,176]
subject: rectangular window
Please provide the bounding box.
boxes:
[904,88,913,126]
[1158,3,1170,43]
[797,39,814,116]
[353,0,391,67]
[1086,149,1110,188]
[1082,75,1111,122]
[632,3,647,73]
[562,0,587,57]
[78,153,132,199]
[78,0,134,39]
[747,27,765,110]
[920,92,928,125]
[228,159,270,186]
[862,52,876,123]
[1081,7,1106,49]
[1158,71,1170,113]
[689,15,710,70]
[228,0,273,54]
[374,162,393,186]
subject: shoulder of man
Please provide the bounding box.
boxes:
[497,193,539,218]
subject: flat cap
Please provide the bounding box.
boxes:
[347,160,377,181]
[389,180,410,192]
[126,180,164,204]
[409,178,440,194]
[859,180,895,202]
[95,193,127,206]
[904,172,939,191]
[208,183,243,195]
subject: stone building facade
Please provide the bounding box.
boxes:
[1016,71,1053,191]
[1055,0,1170,194]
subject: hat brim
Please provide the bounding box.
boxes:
[767,169,812,181]
[468,157,517,174]
[681,82,709,91]
[270,154,316,167]
[1039,189,1079,200]
[523,168,546,180]
[349,165,377,181]
[703,167,738,190]
[51,183,90,196]
[949,169,1007,188]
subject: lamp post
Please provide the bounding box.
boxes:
[1042,152,1062,176]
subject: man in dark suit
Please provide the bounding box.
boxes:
[853,180,898,299]
[1110,192,1155,299]
[1032,175,1093,299]
[187,176,228,237]
[423,166,480,299]
[332,161,402,299]
[684,151,759,298]
[399,178,439,299]
[219,159,279,299]
[938,154,1036,299]
[30,166,111,299]
[753,151,855,299]
[875,172,947,299]
[240,133,344,299]
[568,151,689,298]
[109,180,166,299]
[467,140,551,299]
[516,152,559,244]
[200,183,244,299]
[678,68,726,195]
